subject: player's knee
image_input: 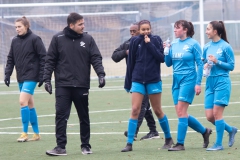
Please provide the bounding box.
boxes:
[131,107,140,117]
[19,100,28,107]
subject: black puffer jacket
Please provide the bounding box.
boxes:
[5,29,46,82]
[44,27,105,88]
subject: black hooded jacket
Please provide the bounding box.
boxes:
[43,27,105,88]
[5,29,46,82]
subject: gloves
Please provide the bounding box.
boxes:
[44,81,52,94]
[98,76,105,88]
[38,80,43,87]
[4,75,10,87]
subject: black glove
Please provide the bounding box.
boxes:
[38,80,43,87]
[98,76,105,88]
[44,81,52,94]
[4,75,10,87]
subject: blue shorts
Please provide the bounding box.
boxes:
[204,76,231,109]
[18,81,37,95]
[130,81,162,95]
[172,73,196,105]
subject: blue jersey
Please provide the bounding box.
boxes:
[203,39,235,77]
[165,37,203,85]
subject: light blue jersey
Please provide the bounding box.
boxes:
[165,37,203,85]
[203,39,235,76]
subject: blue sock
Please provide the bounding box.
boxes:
[30,108,39,134]
[188,115,206,134]
[212,121,232,133]
[21,106,30,133]
[158,115,171,138]
[127,119,138,144]
[215,119,225,146]
[177,117,188,144]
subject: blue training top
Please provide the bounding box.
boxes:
[165,37,203,85]
[203,39,235,77]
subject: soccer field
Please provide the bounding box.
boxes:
[0,75,240,160]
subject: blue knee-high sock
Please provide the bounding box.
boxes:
[215,119,225,146]
[158,115,171,138]
[188,115,206,134]
[21,106,30,133]
[212,121,232,133]
[127,119,138,144]
[30,108,39,134]
[177,117,188,145]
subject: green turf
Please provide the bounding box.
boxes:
[0,74,240,160]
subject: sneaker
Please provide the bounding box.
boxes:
[162,138,174,149]
[228,126,238,147]
[202,128,212,148]
[124,131,137,141]
[81,146,92,155]
[168,144,185,151]
[28,133,40,141]
[17,132,28,142]
[46,147,67,156]
[121,143,132,152]
[140,131,160,140]
[206,143,223,151]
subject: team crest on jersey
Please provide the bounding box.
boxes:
[80,41,85,47]
[183,45,190,51]
[216,48,223,56]
[138,44,141,48]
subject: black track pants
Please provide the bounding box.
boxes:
[55,87,91,149]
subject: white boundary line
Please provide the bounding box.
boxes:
[1,102,240,122]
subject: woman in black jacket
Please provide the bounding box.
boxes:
[4,16,46,142]
[121,20,173,152]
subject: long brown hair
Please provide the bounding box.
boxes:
[174,20,194,37]
[209,21,229,43]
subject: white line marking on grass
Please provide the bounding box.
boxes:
[0,115,239,130]
[1,130,239,135]
[1,102,240,122]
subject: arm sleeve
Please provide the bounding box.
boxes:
[202,46,208,64]
[124,38,136,90]
[43,36,58,82]
[164,46,172,67]
[5,41,15,77]
[34,36,47,81]
[216,46,235,71]
[90,37,105,77]
[194,43,203,85]
[145,36,164,63]
[112,42,127,63]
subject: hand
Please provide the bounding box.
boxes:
[195,85,201,95]
[163,41,170,48]
[126,50,129,55]
[98,76,105,88]
[44,81,52,94]
[4,75,10,87]
[144,35,150,43]
[204,63,208,69]
[38,80,43,87]
[208,55,217,63]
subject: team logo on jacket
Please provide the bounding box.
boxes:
[216,48,223,56]
[138,44,141,48]
[183,45,190,52]
[80,41,85,47]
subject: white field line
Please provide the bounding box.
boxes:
[1,102,240,122]
[1,81,240,94]
[0,115,239,130]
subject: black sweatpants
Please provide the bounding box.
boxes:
[55,87,91,149]
[136,95,157,134]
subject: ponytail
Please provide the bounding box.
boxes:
[210,21,229,43]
